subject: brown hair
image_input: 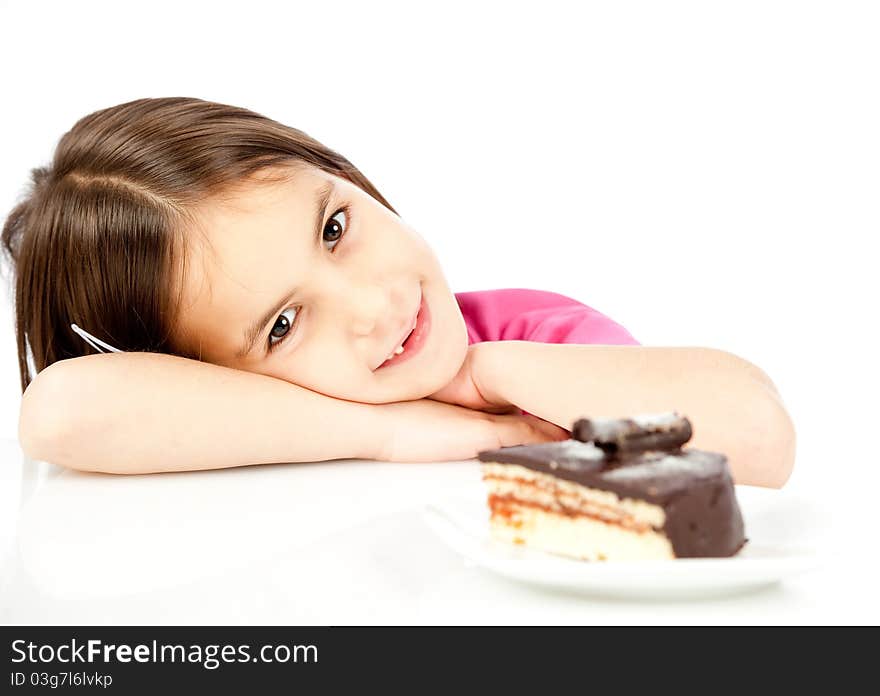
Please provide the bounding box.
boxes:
[0,97,397,394]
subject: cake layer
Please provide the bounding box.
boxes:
[483,460,674,560]
[489,505,675,561]
[482,461,666,529]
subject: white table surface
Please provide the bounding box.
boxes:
[0,436,874,625]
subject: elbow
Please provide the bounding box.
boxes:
[767,401,796,488]
[18,363,81,472]
[704,348,782,398]
[698,349,796,488]
[715,350,795,487]
[701,349,795,487]
[18,364,60,462]
[749,387,797,489]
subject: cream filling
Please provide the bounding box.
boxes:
[489,506,675,561]
[480,462,666,528]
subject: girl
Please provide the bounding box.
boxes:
[1,97,795,484]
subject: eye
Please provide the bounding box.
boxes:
[268,307,298,352]
[266,204,352,353]
[322,205,349,251]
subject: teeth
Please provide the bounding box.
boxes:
[382,316,418,366]
[385,343,405,363]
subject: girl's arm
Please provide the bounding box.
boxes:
[18,352,386,474]
[18,351,563,475]
[473,342,796,488]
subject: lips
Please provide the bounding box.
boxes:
[382,309,420,364]
[375,290,428,370]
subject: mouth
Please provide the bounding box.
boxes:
[375,290,430,370]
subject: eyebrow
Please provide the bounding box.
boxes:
[236,179,336,359]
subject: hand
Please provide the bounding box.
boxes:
[370,398,571,463]
[427,343,513,414]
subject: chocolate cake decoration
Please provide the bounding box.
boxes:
[572,411,693,457]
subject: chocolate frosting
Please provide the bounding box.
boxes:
[477,440,746,558]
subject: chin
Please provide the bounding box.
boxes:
[349,377,434,404]
[420,337,469,396]
[382,363,460,403]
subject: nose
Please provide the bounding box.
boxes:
[313,264,405,345]
[334,278,394,337]
[348,285,387,335]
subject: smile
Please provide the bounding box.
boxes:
[376,291,431,370]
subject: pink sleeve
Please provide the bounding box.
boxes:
[503,301,641,345]
[456,288,640,346]
[496,289,641,346]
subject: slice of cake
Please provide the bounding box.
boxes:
[476,412,746,560]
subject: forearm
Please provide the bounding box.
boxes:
[477,342,796,488]
[19,352,385,474]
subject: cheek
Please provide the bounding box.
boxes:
[273,351,369,399]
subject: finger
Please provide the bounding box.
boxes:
[481,404,521,415]
[522,414,570,440]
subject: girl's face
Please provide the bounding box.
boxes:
[176,164,469,404]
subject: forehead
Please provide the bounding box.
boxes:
[173,164,329,360]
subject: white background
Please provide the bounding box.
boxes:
[0,0,877,624]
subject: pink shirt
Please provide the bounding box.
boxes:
[455,288,640,347]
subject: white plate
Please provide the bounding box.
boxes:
[423,484,825,600]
